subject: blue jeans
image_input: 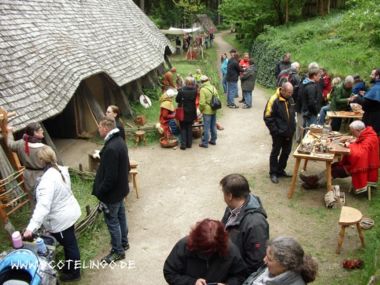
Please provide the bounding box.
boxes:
[202,114,217,146]
[243,91,252,107]
[227,81,238,105]
[318,105,330,125]
[303,114,317,128]
[222,74,227,94]
[104,201,128,255]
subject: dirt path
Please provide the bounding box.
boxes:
[83,32,365,285]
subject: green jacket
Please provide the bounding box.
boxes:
[330,83,352,111]
[199,81,218,115]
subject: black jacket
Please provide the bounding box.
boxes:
[264,89,296,138]
[92,132,130,203]
[354,96,380,135]
[222,194,269,274]
[226,58,242,82]
[300,78,322,117]
[275,60,291,78]
[176,86,197,123]
[163,237,247,285]
[241,65,257,91]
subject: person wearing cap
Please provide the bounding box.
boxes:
[199,75,219,148]
[162,67,177,92]
[159,88,178,139]
[226,49,243,109]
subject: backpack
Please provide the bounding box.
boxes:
[204,86,222,110]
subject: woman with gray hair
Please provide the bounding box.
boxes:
[243,236,318,285]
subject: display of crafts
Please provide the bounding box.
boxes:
[350,103,363,113]
[298,130,353,155]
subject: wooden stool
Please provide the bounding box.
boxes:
[128,169,139,198]
[336,206,365,254]
[135,130,146,146]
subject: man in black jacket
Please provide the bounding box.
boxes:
[274,52,291,79]
[264,82,295,184]
[226,49,243,108]
[93,116,130,263]
[221,174,269,275]
[300,63,322,128]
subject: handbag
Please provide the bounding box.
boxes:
[175,106,184,121]
[210,94,222,110]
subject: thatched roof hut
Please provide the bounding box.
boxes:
[0,0,173,136]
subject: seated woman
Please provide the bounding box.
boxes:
[243,236,318,285]
[106,105,125,141]
[163,218,247,285]
[23,146,81,282]
[7,122,47,194]
[159,88,178,140]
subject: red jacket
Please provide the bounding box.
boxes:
[322,74,332,100]
[341,126,379,189]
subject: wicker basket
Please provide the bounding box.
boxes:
[159,137,178,148]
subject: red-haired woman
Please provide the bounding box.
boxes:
[163,219,247,285]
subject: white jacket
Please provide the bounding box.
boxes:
[27,166,81,233]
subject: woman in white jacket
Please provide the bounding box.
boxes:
[23,146,81,282]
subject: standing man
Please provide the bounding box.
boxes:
[275,52,292,79]
[199,75,219,148]
[240,59,257,109]
[264,82,296,184]
[93,117,130,263]
[221,174,269,274]
[300,62,322,128]
[226,49,243,109]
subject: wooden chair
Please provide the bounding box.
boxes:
[336,206,365,254]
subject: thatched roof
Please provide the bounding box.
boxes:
[0,0,173,131]
[196,14,217,33]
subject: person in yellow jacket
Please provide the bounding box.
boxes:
[199,75,219,148]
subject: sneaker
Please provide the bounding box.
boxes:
[208,141,216,145]
[242,105,251,109]
[59,272,81,282]
[123,243,130,251]
[239,99,245,103]
[227,104,239,109]
[180,145,186,150]
[101,252,126,264]
[199,143,208,148]
[270,174,279,184]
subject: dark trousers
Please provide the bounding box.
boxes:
[331,118,342,131]
[270,135,292,175]
[51,225,80,277]
[104,201,128,255]
[180,121,193,148]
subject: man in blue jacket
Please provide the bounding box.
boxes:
[226,49,243,108]
[93,116,130,263]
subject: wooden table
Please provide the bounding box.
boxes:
[287,131,350,199]
[326,111,363,123]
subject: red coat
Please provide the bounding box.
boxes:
[322,74,332,100]
[341,127,379,190]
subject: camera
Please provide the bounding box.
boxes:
[97,202,110,214]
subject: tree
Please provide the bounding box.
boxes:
[172,0,206,26]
